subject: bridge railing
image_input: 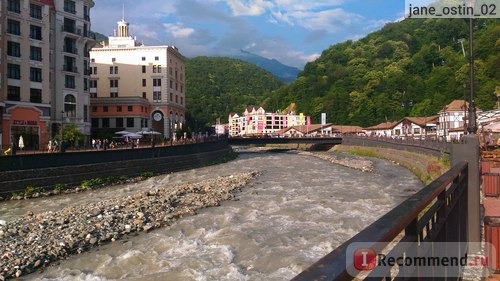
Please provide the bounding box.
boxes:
[292,135,481,280]
[292,161,469,280]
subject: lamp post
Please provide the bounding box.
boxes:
[466,0,477,134]
[60,111,65,152]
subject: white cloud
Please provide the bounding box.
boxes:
[163,23,195,38]
[225,0,274,16]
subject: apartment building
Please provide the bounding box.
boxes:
[1,0,95,151]
[228,106,309,137]
[89,17,186,139]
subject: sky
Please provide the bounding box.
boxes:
[90,0,409,69]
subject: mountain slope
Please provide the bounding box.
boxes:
[261,18,499,127]
[230,50,301,83]
[185,56,284,130]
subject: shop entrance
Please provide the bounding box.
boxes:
[11,126,40,150]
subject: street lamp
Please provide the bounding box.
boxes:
[466,0,477,134]
[60,111,65,152]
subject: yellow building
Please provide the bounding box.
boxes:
[89,16,186,139]
[1,0,95,151]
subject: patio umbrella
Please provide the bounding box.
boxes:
[137,130,162,135]
[115,130,133,135]
[123,132,143,139]
[18,136,25,150]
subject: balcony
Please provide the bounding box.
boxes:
[63,45,78,54]
[63,65,78,73]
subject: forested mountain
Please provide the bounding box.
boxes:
[185,56,284,130]
[230,50,301,83]
[261,18,499,127]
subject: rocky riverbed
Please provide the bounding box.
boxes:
[302,151,374,172]
[0,171,259,280]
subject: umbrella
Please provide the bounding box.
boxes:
[123,133,143,139]
[115,130,133,135]
[138,130,161,135]
[18,136,24,150]
[483,122,500,133]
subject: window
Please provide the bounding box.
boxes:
[170,93,173,101]
[64,0,76,14]
[153,65,157,73]
[65,75,75,88]
[93,67,97,74]
[155,56,159,61]
[157,65,162,73]
[170,80,173,89]
[112,58,116,62]
[92,106,97,112]
[63,18,76,33]
[84,6,90,21]
[181,85,183,93]
[153,78,161,87]
[30,4,42,19]
[127,106,133,112]
[127,118,134,127]
[153,91,161,101]
[102,118,110,128]
[142,57,146,61]
[142,79,146,87]
[7,19,21,35]
[103,106,108,112]
[30,46,42,61]
[8,0,20,13]
[117,106,122,112]
[30,67,42,82]
[114,66,118,74]
[7,86,21,101]
[90,80,97,88]
[7,42,21,57]
[109,66,113,74]
[175,95,178,103]
[7,64,20,79]
[30,25,42,40]
[180,97,183,105]
[175,82,178,91]
[110,79,118,87]
[64,37,77,53]
[84,105,88,122]
[110,92,118,97]
[142,92,147,99]
[91,118,99,128]
[64,59,77,73]
[30,89,42,103]
[84,78,88,91]
[64,94,77,117]
[116,118,124,128]
[142,65,146,73]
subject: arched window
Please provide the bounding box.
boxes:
[64,94,76,117]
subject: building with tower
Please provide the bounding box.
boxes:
[89,14,186,140]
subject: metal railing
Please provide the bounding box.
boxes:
[292,161,469,280]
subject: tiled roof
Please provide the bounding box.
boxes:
[403,116,439,126]
[439,100,469,112]
[364,121,398,130]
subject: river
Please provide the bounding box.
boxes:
[0,149,423,280]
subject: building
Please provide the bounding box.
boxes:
[89,16,186,139]
[1,0,95,151]
[437,100,470,141]
[228,106,310,137]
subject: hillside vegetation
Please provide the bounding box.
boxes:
[184,18,498,130]
[185,56,284,130]
[261,18,499,127]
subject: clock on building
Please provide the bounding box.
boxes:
[153,112,163,121]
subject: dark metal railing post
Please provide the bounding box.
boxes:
[451,135,480,250]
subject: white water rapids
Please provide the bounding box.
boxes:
[1,150,423,281]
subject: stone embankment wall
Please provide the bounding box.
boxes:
[0,140,232,197]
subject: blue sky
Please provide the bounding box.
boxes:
[91,0,407,69]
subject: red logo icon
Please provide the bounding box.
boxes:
[353,248,377,270]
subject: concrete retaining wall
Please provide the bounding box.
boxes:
[0,140,232,197]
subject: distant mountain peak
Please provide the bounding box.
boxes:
[229,50,300,83]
